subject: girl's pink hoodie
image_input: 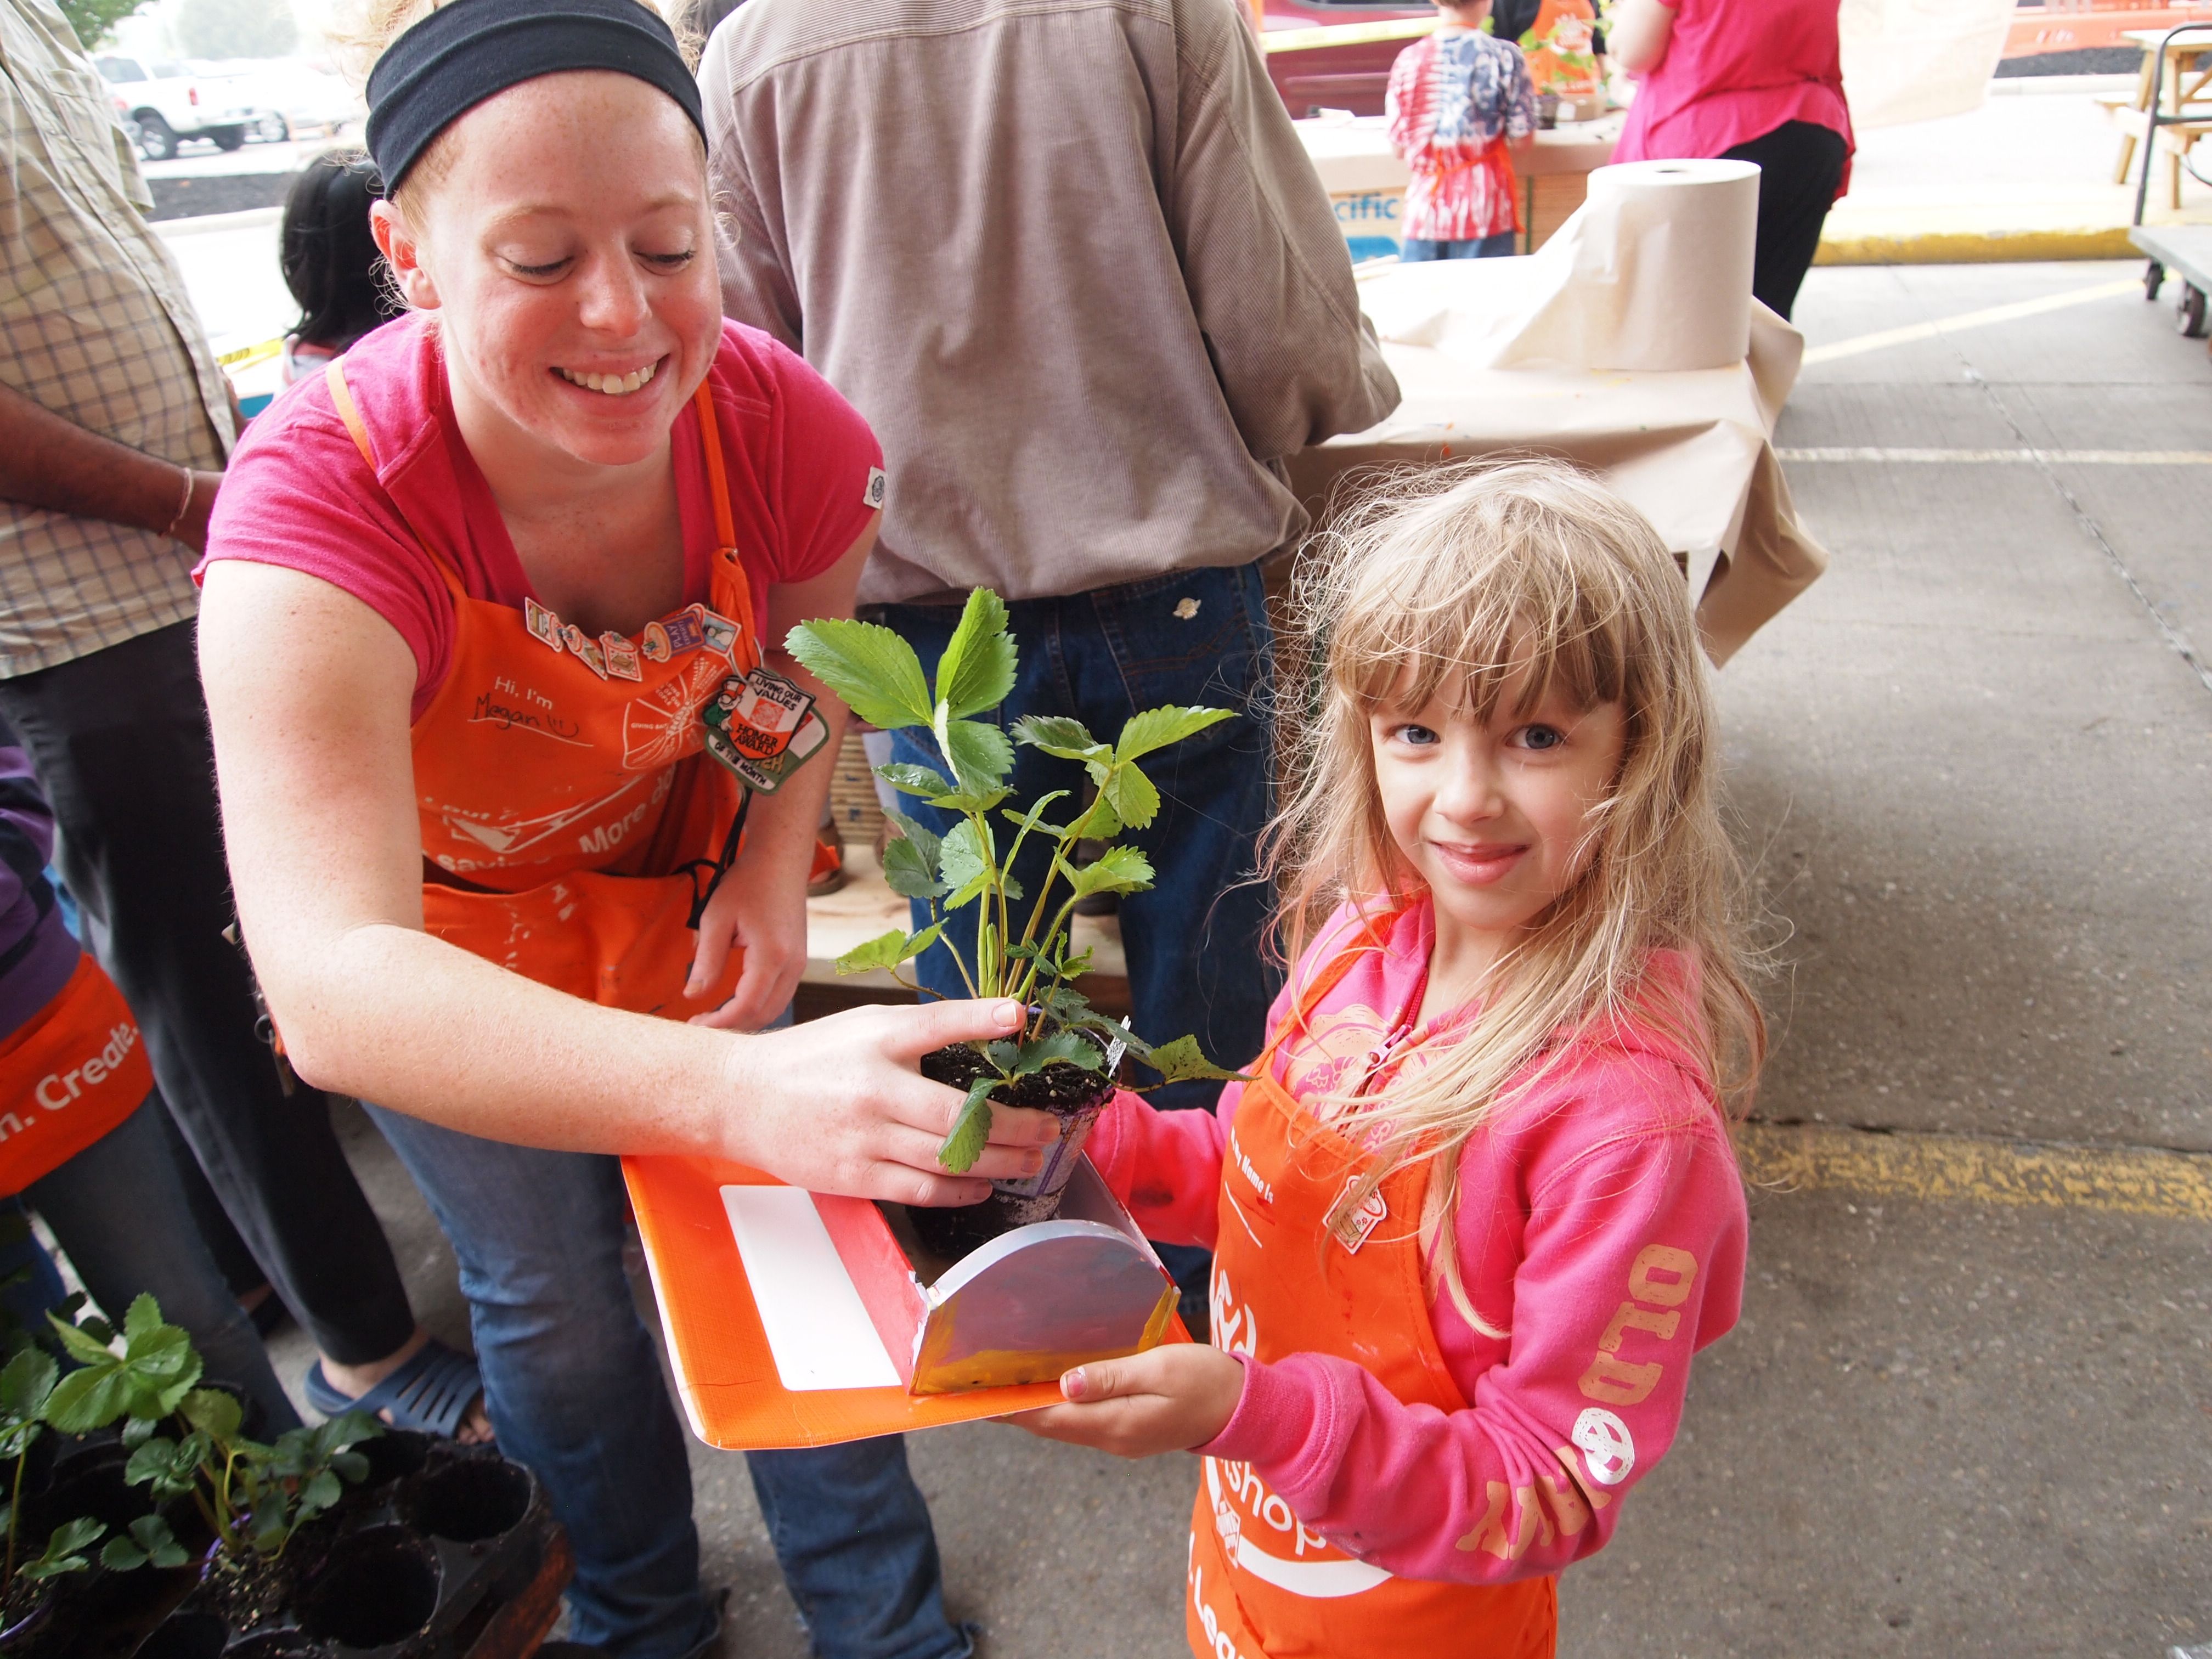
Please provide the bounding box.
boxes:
[1085,900,1747,1584]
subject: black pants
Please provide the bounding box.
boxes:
[0,620,416,1363]
[1722,119,1848,322]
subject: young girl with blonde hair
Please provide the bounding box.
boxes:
[1020,459,1762,1659]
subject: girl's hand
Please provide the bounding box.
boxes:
[687,857,807,1031]
[727,997,1063,1204]
[1013,1345,1246,1459]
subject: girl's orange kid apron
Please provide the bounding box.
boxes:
[1187,915,1556,1659]
[327,362,773,1016]
[0,954,153,1196]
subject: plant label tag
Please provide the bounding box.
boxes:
[524,597,565,653]
[702,668,827,792]
[601,631,644,681]
[1326,1176,1387,1255]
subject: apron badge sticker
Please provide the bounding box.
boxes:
[701,667,829,794]
[641,620,672,663]
[864,466,887,510]
[698,608,741,661]
[1325,1175,1388,1255]
[524,597,566,653]
[662,607,707,657]
[600,631,644,681]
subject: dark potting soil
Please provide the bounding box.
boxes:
[199,1541,305,1635]
[918,1035,1115,1116]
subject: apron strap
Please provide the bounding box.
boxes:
[324,360,467,605]
[1264,906,1402,1073]
[689,379,763,662]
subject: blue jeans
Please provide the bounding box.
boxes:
[1399,232,1519,261]
[0,1098,298,1431]
[363,1107,970,1659]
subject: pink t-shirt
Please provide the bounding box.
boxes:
[1613,0,1854,200]
[1085,899,1748,1585]
[201,312,883,721]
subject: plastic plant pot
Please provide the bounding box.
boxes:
[0,1588,77,1659]
[905,1036,1119,1260]
[223,1632,336,1659]
[344,1429,432,1502]
[399,1459,529,1545]
[294,1526,438,1651]
[132,1608,229,1659]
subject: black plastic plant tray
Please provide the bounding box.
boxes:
[115,1436,558,1659]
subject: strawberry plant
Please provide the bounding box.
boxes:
[788,588,1246,1176]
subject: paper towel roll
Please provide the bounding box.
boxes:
[1496,157,1760,374]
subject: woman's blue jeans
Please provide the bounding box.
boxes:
[363,1106,972,1659]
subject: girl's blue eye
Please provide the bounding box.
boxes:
[1516,724,1566,751]
[1395,723,1439,747]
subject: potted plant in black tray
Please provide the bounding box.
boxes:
[788,589,1246,1260]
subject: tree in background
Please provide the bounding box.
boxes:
[173,0,297,59]
[58,0,148,49]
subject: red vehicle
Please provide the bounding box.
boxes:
[1262,0,1434,118]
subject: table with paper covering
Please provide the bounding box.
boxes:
[1295,162,1830,664]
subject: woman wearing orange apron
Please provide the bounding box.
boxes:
[194,3,1053,1655]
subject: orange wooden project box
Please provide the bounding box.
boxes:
[623,1152,1187,1450]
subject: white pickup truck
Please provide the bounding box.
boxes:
[92,54,280,161]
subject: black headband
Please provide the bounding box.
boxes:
[366,0,704,193]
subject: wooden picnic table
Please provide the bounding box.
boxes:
[2106,25,2212,206]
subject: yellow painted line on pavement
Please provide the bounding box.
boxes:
[1263,15,1436,52]
[1779,447,2212,464]
[1801,278,2141,365]
[1736,1122,2212,1222]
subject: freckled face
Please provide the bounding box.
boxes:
[377,72,720,469]
[1370,672,1626,959]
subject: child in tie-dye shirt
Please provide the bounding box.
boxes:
[1387,0,1537,260]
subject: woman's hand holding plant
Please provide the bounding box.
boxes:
[1014,1345,1246,1458]
[727,997,1063,1206]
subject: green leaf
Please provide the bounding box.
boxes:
[1139,1035,1252,1087]
[923,786,1012,815]
[1064,845,1155,901]
[44,1300,202,1435]
[1115,704,1234,763]
[836,926,943,976]
[1101,761,1161,831]
[46,1314,114,1368]
[297,1468,342,1520]
[1012,714,1108,761]
[884,810,943,867]
[1011,1031,1104,1075]
[103,1514,183,1572]
[938,821,990,894]
[1082,793,1122,839]
[938,717,1013,797]
[785,619,934,730]
[22,1516,104,1580]
[179,1386,242,1444]
[934,589,1018,720]
[935,1078,1000,1175]
[881,840,949,901]
[876,762,953,798]
[122,1294,162,1344]
[999,790,1072,842]
[982,1040,1022,1073]
[0,1348,55,1424]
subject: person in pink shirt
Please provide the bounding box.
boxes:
[1017,460,1761,1659]
[1610,0,1853,319]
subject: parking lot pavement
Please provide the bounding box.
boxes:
[263,259,2210,1657]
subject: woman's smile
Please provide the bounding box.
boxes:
[553,355,665,396]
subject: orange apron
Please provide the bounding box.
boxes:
[1521,0,1604,99]
[0,954,153,1196]
[1187,919,1556,1659]
[327,363,760,1017]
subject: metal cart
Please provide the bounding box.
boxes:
[2131,21,2212,339]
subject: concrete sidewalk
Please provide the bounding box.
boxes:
[1821,76,2212,264]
